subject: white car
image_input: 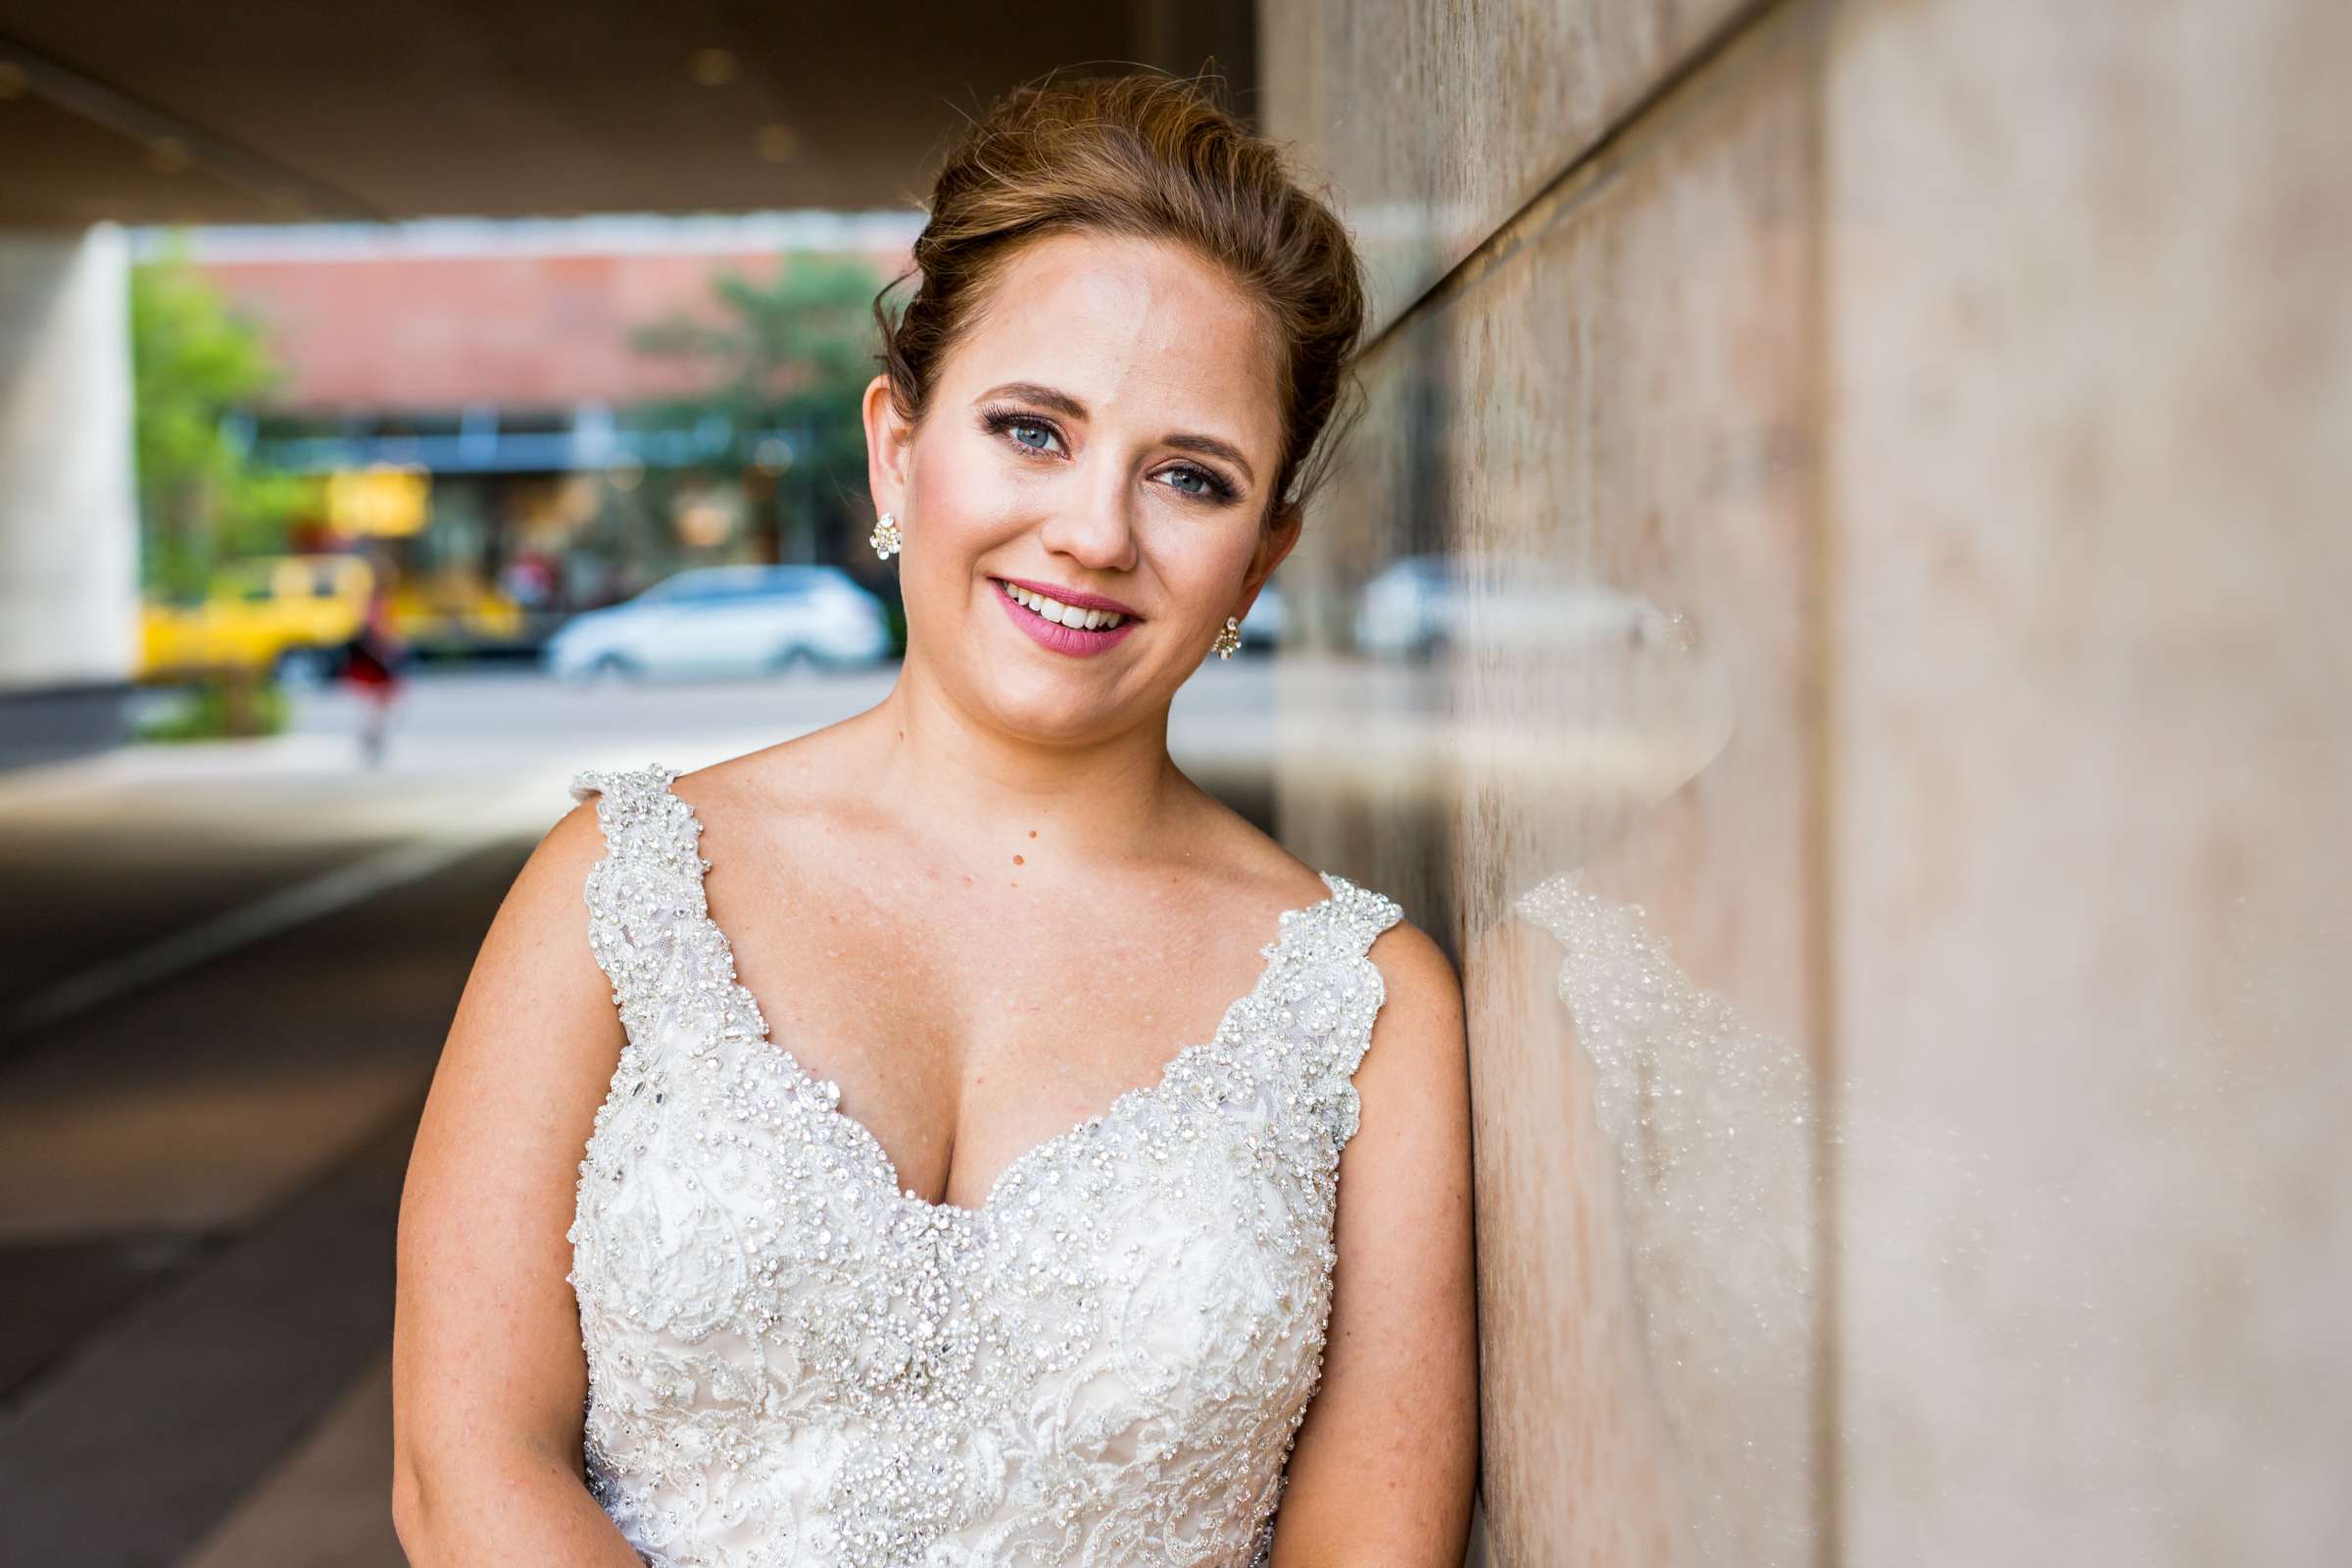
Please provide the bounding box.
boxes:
[544,565,891,681]
[1354,554,1690,660]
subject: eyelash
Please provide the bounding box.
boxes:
[977,407,1242,506]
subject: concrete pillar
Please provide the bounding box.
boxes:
[0,224,139,764]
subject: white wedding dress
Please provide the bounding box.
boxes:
[564,763,1405,1567]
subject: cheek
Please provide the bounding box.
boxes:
[909,439,1021,550]
[1141,523,1263,615]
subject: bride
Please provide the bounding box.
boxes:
[391,72,1477,1566]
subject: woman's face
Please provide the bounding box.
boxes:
[863,229,1298,743]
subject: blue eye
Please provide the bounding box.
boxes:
[981,408,1065,457]
[1160,463,1242,505]
[977,406,1240,506]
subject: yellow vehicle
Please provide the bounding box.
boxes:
[390,568,531,654]
[138,553,375,683]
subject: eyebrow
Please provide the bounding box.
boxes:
[975,380,1256,486]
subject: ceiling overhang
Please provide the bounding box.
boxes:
[0,1,1256,227]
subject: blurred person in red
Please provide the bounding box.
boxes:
[341,549,411,767]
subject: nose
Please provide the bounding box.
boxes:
[1034,465,1140,574]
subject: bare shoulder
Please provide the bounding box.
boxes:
[665,729,876,853]
[1365,910,1460,1006]
[400,781,628,1250]
[455,788,612,995]
[1160,769,1340,917]
[393,788,630,1486]
[412,787,623,1148]
[1344,911,1470,1210]
[541,780,617,874]
[1270,903,1477,1559]
[1361,912,1469,1089]
[497,786,621,977]
[667,743,802,811]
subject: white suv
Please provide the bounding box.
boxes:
[544,565,891,681]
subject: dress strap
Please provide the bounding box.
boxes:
[569,762,706,878]
[568,762,708,1040]
[1269,872,1405,1152]
[1313,871,1405,956]
[1304,871,1405,1073]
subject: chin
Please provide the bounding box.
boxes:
[979,665,1138,744]
[956,615,1157,737]
[906,577,1169,740]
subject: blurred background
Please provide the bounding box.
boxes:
[0,1,2344,1565]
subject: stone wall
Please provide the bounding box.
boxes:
[1261,2,2349,1562]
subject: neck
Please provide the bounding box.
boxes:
[853,652,1186,866]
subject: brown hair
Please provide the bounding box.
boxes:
[872,69,1369,530]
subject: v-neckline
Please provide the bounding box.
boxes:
[659,772,1342,1224]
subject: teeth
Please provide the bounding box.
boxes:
[1001,580,1126,630]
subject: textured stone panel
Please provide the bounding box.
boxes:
[1273,10,1829,1562]
[1261,0,1760,334]
[1825,0,2352,1561]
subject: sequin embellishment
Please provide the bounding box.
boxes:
[564,763,1403,1567]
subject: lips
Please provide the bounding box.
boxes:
[990,576,1141,659]
[991,574,1142,620]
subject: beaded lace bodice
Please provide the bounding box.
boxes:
[564,763,1404,1567]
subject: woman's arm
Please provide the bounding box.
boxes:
[390,802,647,1565]
[1270,919,1480,1565]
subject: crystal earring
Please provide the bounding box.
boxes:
[1210,614,1242,660]
[868,511,902,560]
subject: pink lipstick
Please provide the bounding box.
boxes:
[990,577,1141,658]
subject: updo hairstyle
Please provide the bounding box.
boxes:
[872,69,1370,531]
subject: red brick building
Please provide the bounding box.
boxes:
[168,213,921,626]
[186,213,915,413]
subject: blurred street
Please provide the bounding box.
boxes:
[0,658,1283,1564]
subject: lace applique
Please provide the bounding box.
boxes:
[564,762,1403,1567]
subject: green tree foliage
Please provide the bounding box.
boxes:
[130,239,314,598]
[629,252,883,564]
